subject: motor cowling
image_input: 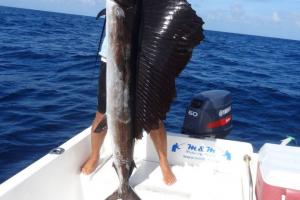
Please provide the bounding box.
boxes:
[182,90,232,138]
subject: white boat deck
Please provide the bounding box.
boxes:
[82,159,248,200]
[80,131,257,200]
[0,128,257,200]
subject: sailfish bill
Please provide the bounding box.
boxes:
[105,0,204,199]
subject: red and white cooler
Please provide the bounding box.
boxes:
[256,143,300,200]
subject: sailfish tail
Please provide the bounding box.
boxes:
[135,0,204,137]
[105,186,141,200]
[105,161,139,199]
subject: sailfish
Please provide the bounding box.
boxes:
[104,0,204,199]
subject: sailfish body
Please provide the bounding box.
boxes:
[105,0,204,199]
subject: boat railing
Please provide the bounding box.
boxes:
[244,154,253,200]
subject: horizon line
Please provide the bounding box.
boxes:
[1,5,299,42]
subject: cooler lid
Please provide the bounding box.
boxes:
[258,143,300,190]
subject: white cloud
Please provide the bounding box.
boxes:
[291,12,300,28]
[230,3,245,20]
[78,0,103,6]
[272,11,281,23]
[205,9,227,21]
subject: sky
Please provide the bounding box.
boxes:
[0,0,300,41]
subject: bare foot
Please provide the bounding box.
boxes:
[160,160,176,185]
[81,156,99,175]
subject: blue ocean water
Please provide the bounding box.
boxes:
[0,6,299,183]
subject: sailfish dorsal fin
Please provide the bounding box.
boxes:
[135,0,204,136]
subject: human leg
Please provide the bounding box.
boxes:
[149,121,176,185]
[81,61,107,175]
[81,111,107,175]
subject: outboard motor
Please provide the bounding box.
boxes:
[182,90,232,138]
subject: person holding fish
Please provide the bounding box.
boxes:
[81,33,177,186]
[82,0,204,198]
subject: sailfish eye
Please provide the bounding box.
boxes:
[114,6,125,18]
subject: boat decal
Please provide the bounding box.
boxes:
[170,142,232,162]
